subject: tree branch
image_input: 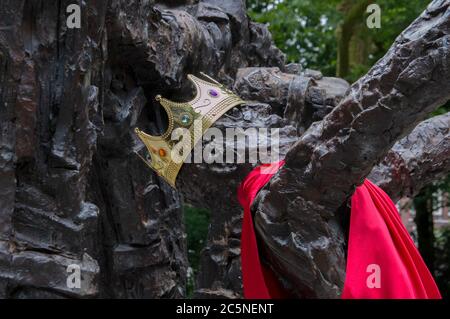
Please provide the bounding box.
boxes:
[369,112,450,202]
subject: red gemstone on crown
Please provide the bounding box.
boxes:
[158,149,166,157]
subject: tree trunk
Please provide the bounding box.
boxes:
[414,187,436,273]
[336,0,371,78]
[369,112,450,202]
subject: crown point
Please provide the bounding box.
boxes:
[155,95,162,101]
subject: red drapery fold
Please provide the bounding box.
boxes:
[238,161,441,299]
[237,161,287,299]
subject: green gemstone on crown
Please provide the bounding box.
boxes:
[180,113,191,125]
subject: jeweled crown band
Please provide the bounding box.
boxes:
[134,73,245,188]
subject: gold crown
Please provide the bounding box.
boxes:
[134,73,245,188]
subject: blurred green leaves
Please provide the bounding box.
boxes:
[184,205,210,297]
[248,0,341,76]
[247,0,430,82]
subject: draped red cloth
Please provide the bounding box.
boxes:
[238,161,441,299]
[237,161,287,299]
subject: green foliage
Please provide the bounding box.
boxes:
[365,0,429,66]
[432,101,450,116]
[413,175,449,222]
[247,0,429,81]
[346,63,370,83]
[184,205,210,297]
[247,0,341,76]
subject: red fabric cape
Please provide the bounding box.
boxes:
[238,161,441,299]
